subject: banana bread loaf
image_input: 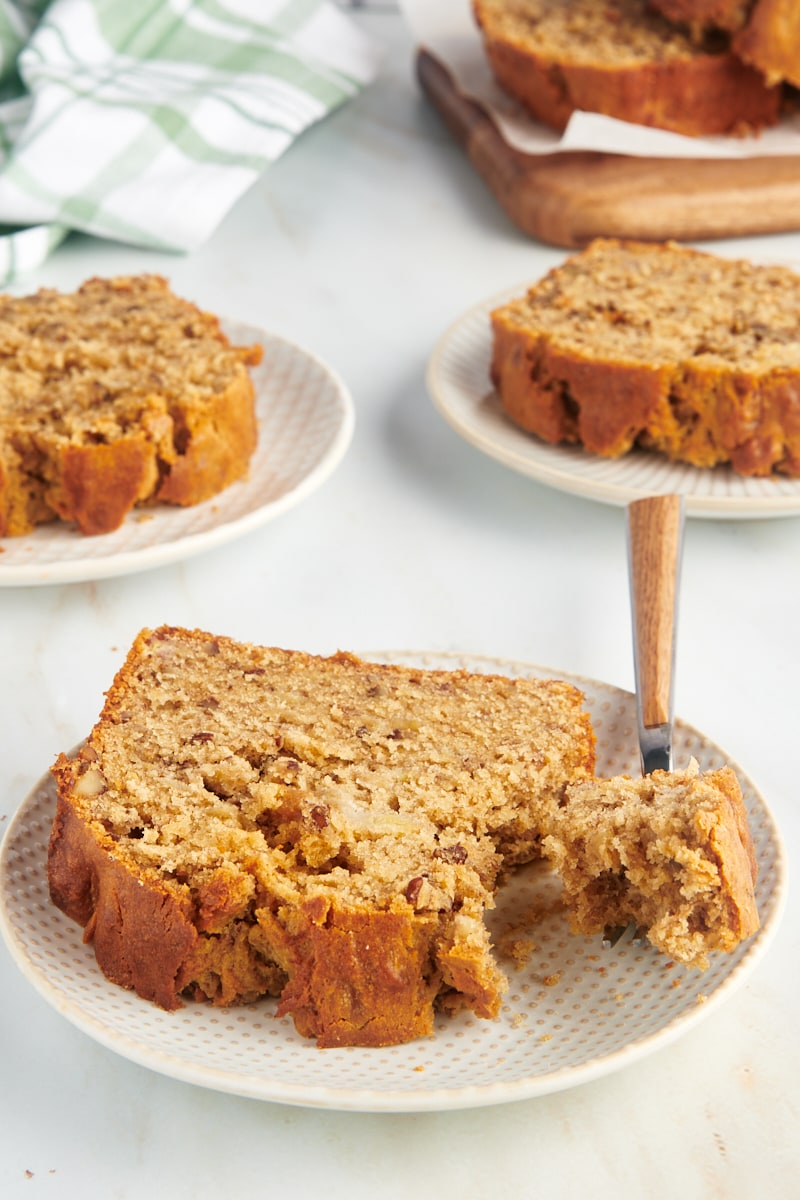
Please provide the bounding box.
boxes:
[543,761,759,967]
[649,0,800,87]
[489,238,800,477]
[472,0,782,136]
[47,627,761,1046]
[48,627,597,1047]
[0,275,262,537]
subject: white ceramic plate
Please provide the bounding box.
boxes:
[0,652,785,1112]
[428,288,800,519]
[0,322,354,586]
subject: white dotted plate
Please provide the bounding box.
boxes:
[0,653,786,1112]
[428,287,800,520]
[0,322,354,586]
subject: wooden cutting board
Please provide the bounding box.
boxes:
[417,48,800,248]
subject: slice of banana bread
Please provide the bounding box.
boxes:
[542,761,759,967]
[0,275,262,537]
[650,0,800,88]
[48,627,596,1047]
[490,238,800,477]
[472,0,782,136]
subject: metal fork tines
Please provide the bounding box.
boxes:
[602,924,647,949]
[603,493,685,950]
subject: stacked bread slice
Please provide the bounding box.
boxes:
[472,0,794,136]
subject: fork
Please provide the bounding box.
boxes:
[603,493,686,948]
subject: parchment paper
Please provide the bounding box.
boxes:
[399,0,800,160]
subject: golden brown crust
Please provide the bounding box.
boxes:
[472,0,781,135]
[52,437,158,536]
[707,769,760,945]
[49,760,199,1011]
[154,371,258,507]
[261,902,443,1048]
[0,274,262,537]
[490,316,671,458]
[490,238,800,477]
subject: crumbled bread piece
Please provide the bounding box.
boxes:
[0,275,262,536]
[490,238,800,476]
[472,0,781,136]
[542,760,759,967]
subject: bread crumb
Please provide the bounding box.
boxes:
[496,930,536,969]
[542,971,562,987]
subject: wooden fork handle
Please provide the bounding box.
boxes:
[627,494,684,729]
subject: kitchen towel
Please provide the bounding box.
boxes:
[0,0,380,281]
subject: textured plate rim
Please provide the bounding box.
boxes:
[0,652,787,1112]
[0,323,355,587]
[427,285,800,521]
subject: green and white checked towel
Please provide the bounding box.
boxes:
[0,0,379,282]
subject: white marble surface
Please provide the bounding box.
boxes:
[1,9,799,1197]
